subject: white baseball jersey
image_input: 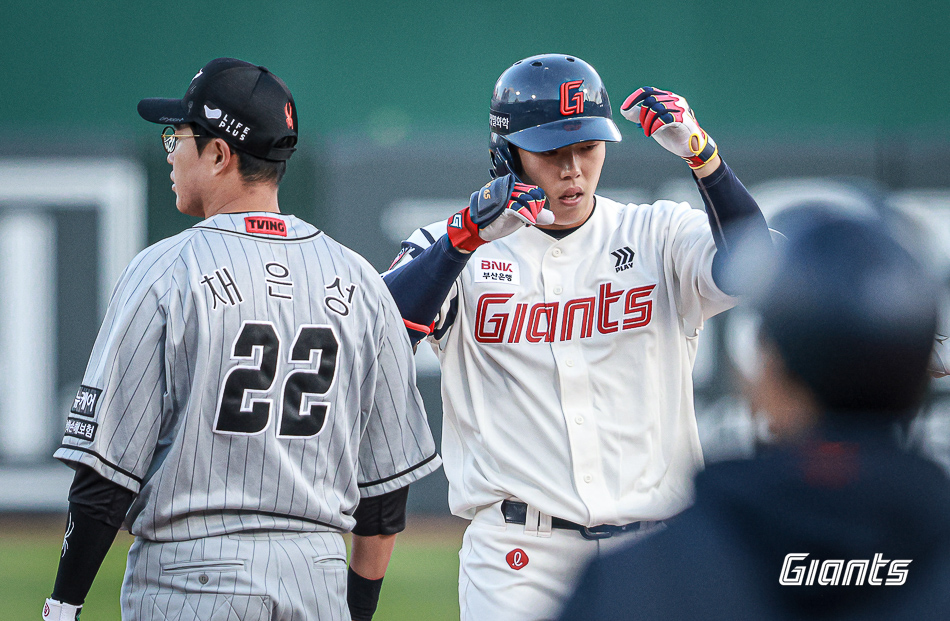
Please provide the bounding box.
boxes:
[392,196,734,526]
[55,212,440,541]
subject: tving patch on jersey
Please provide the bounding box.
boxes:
[64,417,98,442]
[70,385,102,417]
[474,258,520,285]
[611,246,636,272]
[245,216,287,236]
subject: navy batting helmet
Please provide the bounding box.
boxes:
[489,54,622,179]
[756,208,938,416]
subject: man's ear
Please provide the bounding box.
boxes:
[753,340,821,443]
[209,138,234,175]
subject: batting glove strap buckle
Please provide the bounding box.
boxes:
[43,598,82,621]
[684,129,718,169]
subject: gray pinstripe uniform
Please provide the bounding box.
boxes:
[55,212,440,620]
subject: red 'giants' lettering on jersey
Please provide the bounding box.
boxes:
[474,284,656,344]
[245,216,287,236]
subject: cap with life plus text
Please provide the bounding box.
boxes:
[137,57,298,161]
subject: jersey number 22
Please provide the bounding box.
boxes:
[214,321,338,439]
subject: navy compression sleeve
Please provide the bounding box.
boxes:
[383,235,471,343]
[693,159,770,294]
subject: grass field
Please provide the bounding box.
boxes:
[1,515,464,620]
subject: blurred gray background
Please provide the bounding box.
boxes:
[1,0,948,516]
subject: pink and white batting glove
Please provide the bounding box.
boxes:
[447,174,554,252]
[621,87,718,170]
[42,599,81,621]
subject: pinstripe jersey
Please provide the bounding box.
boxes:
[55,212,440,541]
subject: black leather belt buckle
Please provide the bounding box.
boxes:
[502,499,645,540]
[501,499,528,525]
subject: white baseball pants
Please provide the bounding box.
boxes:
[459,500,661,621]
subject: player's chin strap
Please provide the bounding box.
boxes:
[43,598,82,621]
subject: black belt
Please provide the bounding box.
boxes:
[501,500,648,541]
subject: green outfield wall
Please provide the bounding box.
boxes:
[1,0,946,139]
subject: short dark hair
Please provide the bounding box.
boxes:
[191,124,288,185]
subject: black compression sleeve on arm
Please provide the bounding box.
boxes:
[67,463,136,528]
[51,465,136,605]
[693,159,771,294]
[50,501,122,605]
[351,486,409,536]
[383,235,471,342]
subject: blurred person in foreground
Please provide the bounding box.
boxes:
[558,207,950,620]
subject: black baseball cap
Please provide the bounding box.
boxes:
[138,57,298,161]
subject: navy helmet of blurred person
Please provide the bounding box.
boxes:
[747,205,938,437]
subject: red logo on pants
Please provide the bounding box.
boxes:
[506,548,529,570]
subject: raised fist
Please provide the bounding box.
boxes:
[621,87,718,169]
[447,175,554,252]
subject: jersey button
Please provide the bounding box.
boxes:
[574,416,584,425]
[553,286,563,295]
[552,248,562,257]
[583,474,593,483]
[565,359,574,367]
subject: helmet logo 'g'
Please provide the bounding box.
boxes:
[559,80,585,116]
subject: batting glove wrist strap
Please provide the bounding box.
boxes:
[620,87,718,169]
[43,599,82,621]
[446,174,553,252]
[446,205,484,252]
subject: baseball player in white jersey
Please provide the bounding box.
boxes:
[43,58,440,621]
[383,54,772,620]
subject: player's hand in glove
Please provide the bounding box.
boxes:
[446,174,554,252]
[42,599,81,621]
[621,87,718,170]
